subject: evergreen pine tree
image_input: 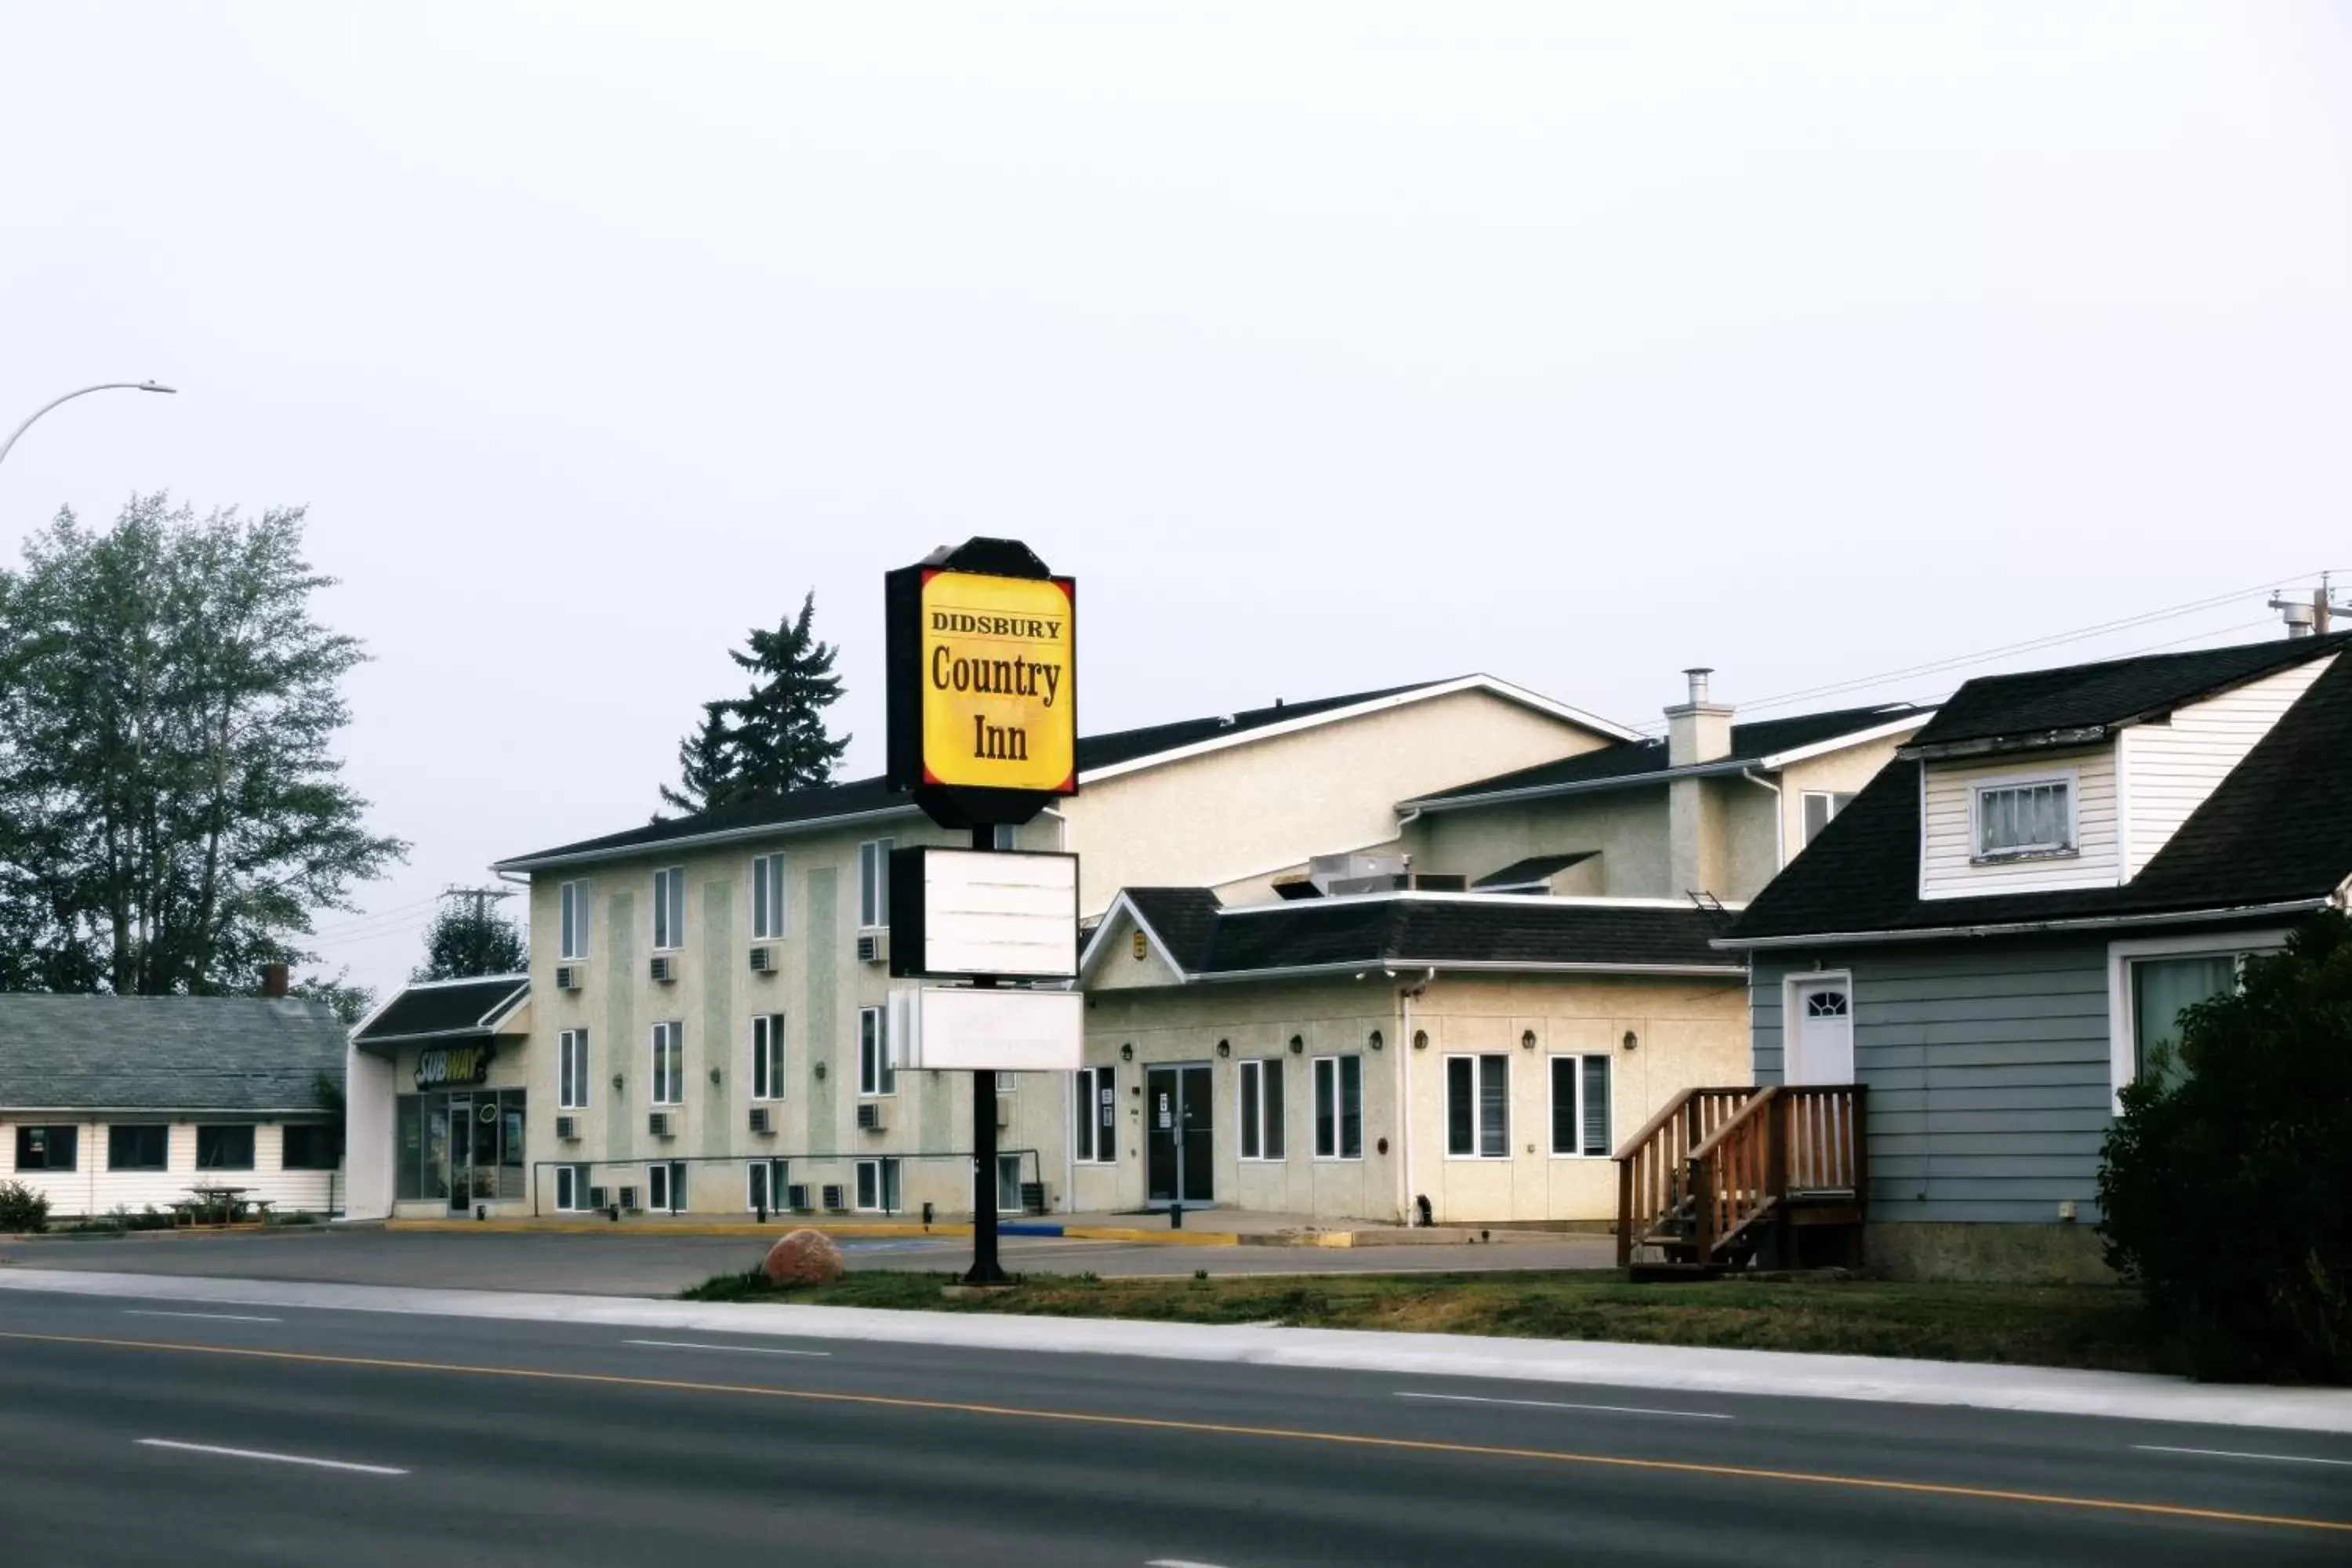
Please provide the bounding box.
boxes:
[659,701,742,814]
[660,592,848,814]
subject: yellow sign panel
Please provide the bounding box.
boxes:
[918,569,1076,793]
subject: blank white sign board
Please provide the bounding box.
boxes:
[893,986,1083,1073]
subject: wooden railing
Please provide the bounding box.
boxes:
[1617,1083,1867,1269]
[1613,1087,1758,1266]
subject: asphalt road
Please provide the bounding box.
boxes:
[2,1226,1613,1294]
[2,1283,2347,1566]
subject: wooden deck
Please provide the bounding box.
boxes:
[1615,1083,1867,1278]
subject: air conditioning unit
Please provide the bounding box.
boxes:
[555,1115,579,1142]
[856,1102,884,1131]
[820,1183,847,1212]
[749,945,775,974]
[648,955,675,984]
[648,1110,673,1138]
[618,1185,640,1210]
[994,1101,1011,1131]
[556,964,583,992]
[587,1185,608,1210]
[786,1183,812,1212]
[856,930,888,964]
[747,1105,772,1134]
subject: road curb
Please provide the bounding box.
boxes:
[381,1218,1248,1247]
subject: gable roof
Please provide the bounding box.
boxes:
[1904,634,2351,758]
[352,975,531,1047]
[1405,703,1929,811]
[1726,647,2352,946]
[0,996,347,1114]
[498,675,1635,871]
[1087,888,1741,982]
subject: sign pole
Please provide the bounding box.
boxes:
[964,828,1009,1285]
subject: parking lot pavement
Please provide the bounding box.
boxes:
[0,1225,1617,1296]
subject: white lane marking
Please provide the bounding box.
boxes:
[2134,1443,2352,1469]
[1146,1559,1232,1567]
[137,1439,407,1476]
[125,1310,282,1323]
[624,1338,831,1358]
[1396,1390,1733,1421]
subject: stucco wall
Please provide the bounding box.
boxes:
[1406,792,1671,897]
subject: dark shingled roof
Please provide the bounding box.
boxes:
[1473,852,1598,888]
[1729,646,2352,942]
[1907,634,2350,753]
[1123,887,1224,971]
[1413,703,1927,806]
[354,977,529,1044]
[0,996,348,1113]
[502,682,1449,867]
[1112,892,1739,976]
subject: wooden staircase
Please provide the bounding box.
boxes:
[1615,1083,1867,1279]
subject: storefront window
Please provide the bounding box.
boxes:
[395,1088,527,1207]
[395,1096,423,1200]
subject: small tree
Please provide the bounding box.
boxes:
[661,592,848,814]
[413,898,528,981]
[660,701,740,815]
[2098,912,2352,1381]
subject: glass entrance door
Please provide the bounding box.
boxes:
[1145,1065,1214,1207]
[446,1103,472,1214]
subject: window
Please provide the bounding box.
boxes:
[855,1156,901,1213]
[196,1124,255,1171]
[652,866,685,950]
[858,838,895,929]
[1313,1055,1362,1160]
[281,1124,341,1171]
[747,1158,788,1212]
[650,1021,684,1106]
[1549,1056,1613,1157]
[858,1006,895,1095]
[1445,1054,1509,1158]
[646,1159,685,1212]
[554,1164,593,1211]
[558,1028,590,1110]
[751,854,789,940]
[107,1124,167,1171]
[560,879,590,960]
[1800,791,1856,848]
[991,823,1018,851]
[1237,1059,1284,1161]
[1973,775,2075,859]
[752,1014,786,1101]
[1073,1066,1116,1163]
[2131,953,2240,1089]
[13,1125,77,1171]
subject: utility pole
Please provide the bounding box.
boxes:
[441,884,516,976]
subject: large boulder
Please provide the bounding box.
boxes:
[761,1228,845,1288]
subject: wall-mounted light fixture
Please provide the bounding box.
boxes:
[1120,1042,1134,1061]
[1368,1030,1384,1051]
[1412,1029,1428,1051]
[814,1062,828,1080]
[1621,1029,1639,1052]
[610,1073,624,1091]
[709,1067,723,1085]
[1215,1039,1230,1058]
[1520,1029,1537,1051]
[1288,1034,1305,1054]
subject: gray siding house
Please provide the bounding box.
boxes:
[1718,633,2352,1280]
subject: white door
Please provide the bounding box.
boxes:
[1790,980,1854,1085]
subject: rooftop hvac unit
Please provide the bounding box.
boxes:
[556,964,583,992]
[648,954,675,984]
[587,1185,608,1210]
[856,930,889,964]
[747,1105,772,1134]
[856,1102,884,1131]
[786,1183,812,1212]
[618,1185,640,1211]
[554,1115,579,1142]
[820,1183,847,1212]
[647,1111,673,1138]
[1308,851,1407,897]
[749,945,775,974]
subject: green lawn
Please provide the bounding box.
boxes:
[681,1267,2174,1376]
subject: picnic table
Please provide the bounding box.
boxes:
[176,1185,265,1226]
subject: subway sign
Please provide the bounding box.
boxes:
[887,539,1076,826]
[415,1042,496,1090]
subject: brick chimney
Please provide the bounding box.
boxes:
[262,962,289,999]
[1664,668,1736,897]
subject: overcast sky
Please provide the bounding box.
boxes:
[2,2,2347,998]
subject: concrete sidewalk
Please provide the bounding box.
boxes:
[5,1265,2347,1436]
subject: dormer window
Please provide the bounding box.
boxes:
[1973,772,2075,861]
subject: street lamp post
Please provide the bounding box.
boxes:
[0,381,178,471]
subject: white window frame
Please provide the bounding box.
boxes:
[854,1156,900,1213]
[554,1163,593,1212]
[858,838,894,931]
[647,1159,685,1213]
[1312,1054,1363,1161]
[1968,768,2079,863]
[1548,1054,1614,1158]
[1073,1065,1116,1164]
[652,866,686,951]
[650,1020,684,1107]
[559,879,590,960]
[858,1005,895,1097]
[750,1013,786,1102]
[1798,791,1855,848]
[558,1028,589,1111]
[2105,930,2285,1113]
[746,1158,786,1212]
[751,853,789,941]
[1236,1058,1284,1163]
[1443,1053,1511,1160]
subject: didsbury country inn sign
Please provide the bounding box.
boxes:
[886,537,1076,825]
[414,1042,496,1091]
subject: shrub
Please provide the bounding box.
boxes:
[2099,913,2352,1381]
[0,1180,51,1234]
